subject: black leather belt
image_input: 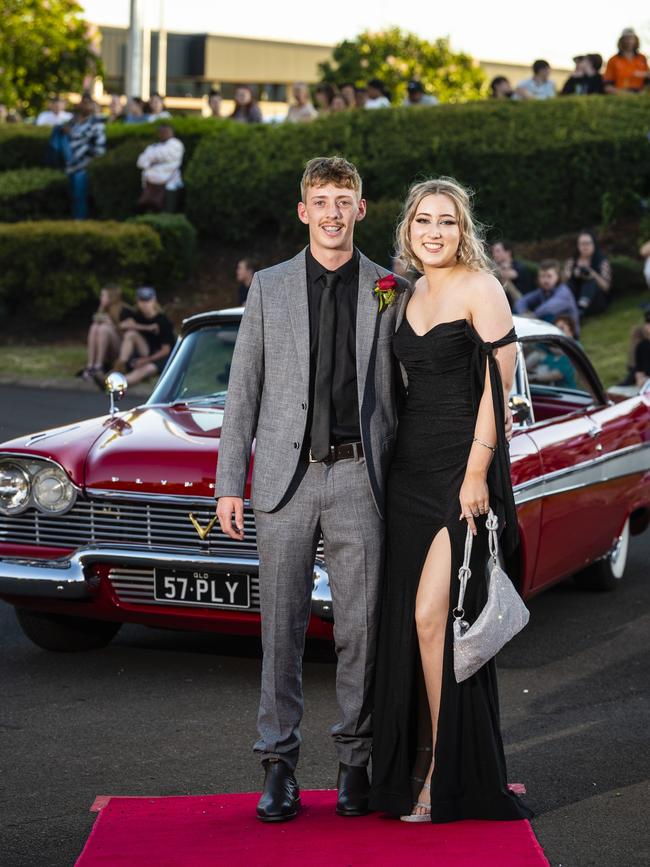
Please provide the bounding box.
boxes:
[308,441,364,464]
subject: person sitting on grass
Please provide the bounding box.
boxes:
[619,299,650,386]
[491,239,534,309]
[526,341,578,390]
[553,313,580,342]
[633,304,650,389]
[112,286,175,386]
[641,238,650,289]
[514,259,581,335]
[563,230,612,319]
[81,286,133,385]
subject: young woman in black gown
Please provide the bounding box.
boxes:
[370,178,533,823]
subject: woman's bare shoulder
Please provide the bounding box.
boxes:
[463,271,513,334]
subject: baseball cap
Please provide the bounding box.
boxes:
[136,286,156,301]
[407,80,425,93]
[621,27,637,37]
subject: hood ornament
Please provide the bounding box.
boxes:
[188,512,218,541]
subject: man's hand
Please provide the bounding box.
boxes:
[504,406,514,442]
[216,496,245,541]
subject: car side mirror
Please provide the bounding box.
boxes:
[105,371,128,416]
[509,393,531,424]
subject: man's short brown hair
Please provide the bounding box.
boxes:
[300,156,362,201]
[539,259,560,273]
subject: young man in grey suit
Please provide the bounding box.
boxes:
[215,156,409,822]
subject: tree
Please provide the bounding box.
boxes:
[319,28,486,104]
[0,0,102,116]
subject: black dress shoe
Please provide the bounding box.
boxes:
[336,762,370,816]
[256,758,300,823]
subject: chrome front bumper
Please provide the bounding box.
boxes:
[0,546,334,621]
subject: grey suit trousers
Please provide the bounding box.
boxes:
[253,455,383,771]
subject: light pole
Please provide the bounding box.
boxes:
[157,0,167,97]
[126,0,151,100]
[126,0,142,98]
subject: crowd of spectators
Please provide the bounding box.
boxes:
[493,230,612,334]
[490,27,649,101]
[5,26,646,135]
[489,230,650,389]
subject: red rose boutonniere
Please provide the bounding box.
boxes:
[373,274,398,312]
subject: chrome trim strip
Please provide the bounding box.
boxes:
[86,488,225,506]
[0,546,262,599]
[513,442,650,506]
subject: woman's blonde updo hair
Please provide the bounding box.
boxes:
[395,176,492,275]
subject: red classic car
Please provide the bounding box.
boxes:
[1,309,649,652]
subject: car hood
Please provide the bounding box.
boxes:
[84,404,225,497]
[0,416,117,488]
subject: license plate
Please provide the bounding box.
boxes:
[154,569,251,609]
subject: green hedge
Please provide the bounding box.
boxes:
[0,127,51,171]
[639,213,650,243]
[0,221,162,322]
[88,138,144,219]
[185,95,650,243]
[0,168,69,221]
[355,199,401,267]
[126,213,198,286]
[610,255,646,294]
[0,116,222,171]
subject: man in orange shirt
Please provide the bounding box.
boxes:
[603,28,649,93]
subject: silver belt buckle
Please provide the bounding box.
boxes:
[308,449,319,463]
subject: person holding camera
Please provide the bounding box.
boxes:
[563,230,612,319]
[514,259,581,334]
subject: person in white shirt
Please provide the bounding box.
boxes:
[365,79,391,109]
[515,60,556,99]
[286,83,318,123]
[36,96,73,126]
[403,80,439,106]
[136,124,184,212]
[147,93,172,122]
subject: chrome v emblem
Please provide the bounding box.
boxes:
[188,513,218,540]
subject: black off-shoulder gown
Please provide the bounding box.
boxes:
[369,317,533,822]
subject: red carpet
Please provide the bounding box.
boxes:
[76,789,548,867]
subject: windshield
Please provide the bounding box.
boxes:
[148,322,239,406]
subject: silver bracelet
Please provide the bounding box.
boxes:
[473,436,496,453]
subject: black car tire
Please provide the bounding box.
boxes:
[573,517,630,592]
[15,608,122,652]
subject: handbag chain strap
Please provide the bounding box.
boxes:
[452,509,499,622]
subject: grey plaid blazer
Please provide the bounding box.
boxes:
[215,247,412,519]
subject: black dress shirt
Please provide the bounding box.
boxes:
[305,247,361,447]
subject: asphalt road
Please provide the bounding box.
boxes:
[1,386,649,867]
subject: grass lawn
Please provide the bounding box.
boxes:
[0,292,646,388]
[0,343,86,381]
[579,291,647,387]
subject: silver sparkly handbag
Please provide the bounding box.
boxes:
[453,509,530,683]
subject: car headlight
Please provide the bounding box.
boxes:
[32,465,76,514]
[0,463,31,515]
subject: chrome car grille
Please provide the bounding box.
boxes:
[107,567,262,612]
[0,497,328,558]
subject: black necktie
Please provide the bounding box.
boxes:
[310,271,340,460]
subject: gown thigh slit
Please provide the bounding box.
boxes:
[369,317,533,822]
